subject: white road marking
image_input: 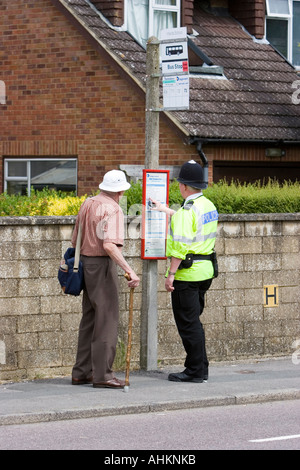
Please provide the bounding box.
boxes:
[249,434,300,443]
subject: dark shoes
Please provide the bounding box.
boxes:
[72,376,93,385]
[93,377,126,389]
[168,371,208,383]
[72,376,125,389]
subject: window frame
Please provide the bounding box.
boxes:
[265,0,300,68]
[149,0,181,37]
[4,157,78,196]
[266,0,291,17]
[126,0,181,48]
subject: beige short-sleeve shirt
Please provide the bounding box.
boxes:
[71,193,124,256]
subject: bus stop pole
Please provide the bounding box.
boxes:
[140,37,160,370]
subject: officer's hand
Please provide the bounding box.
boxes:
[149,197,163,211]
[149,198,175,217]
[165,274,175,292]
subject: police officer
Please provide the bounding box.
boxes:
[151,160,218,383]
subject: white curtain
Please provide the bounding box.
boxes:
[127,0,178,48]
[127,0,149,48]
[153,11,177,37]
[155,0,177,5]
[152,0,178,38]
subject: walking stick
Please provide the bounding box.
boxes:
[124,273,134,393]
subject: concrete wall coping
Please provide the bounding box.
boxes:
[0,213,299,226]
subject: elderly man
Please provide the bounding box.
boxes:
[71,170,139,389]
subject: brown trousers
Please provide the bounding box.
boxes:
[72,255,119,383]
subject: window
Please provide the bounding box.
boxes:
[4,158,77,195]
[266,0,290,15]
[266,0,300,66]
[127,0,180,48]
[293,1,300,65]
[266,18,288,57]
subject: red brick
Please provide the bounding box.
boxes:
[1,0,298,195]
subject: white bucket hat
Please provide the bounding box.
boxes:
[99,170,131,192]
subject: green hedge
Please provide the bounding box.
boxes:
[0,180,299,216]
[121,180,300,214]
[202,180,300,214]
[0,189,86,217]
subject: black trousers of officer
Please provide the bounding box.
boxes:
[171,278,212,378]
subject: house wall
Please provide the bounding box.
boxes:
[89,0,196,32]
[205,143,300,183]
[87,0,266,39]
[166,0,266,39]
[182,0,195,33]
[89,1,124,26]
[0,214,299,382]
[0,0,197,196]
[1,0,299,195]
[229,0,265,39]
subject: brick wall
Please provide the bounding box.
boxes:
[0,214,299,382]
[229,0,265,39]
[89,1,124,26]
[0,0,197,196]
[2,0,298,197]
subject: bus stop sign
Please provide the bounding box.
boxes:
[160,27,189,76]
[160,27,189,110]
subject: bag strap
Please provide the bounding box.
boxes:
[73,224,82,272]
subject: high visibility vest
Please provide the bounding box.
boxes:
[166,195,218,281]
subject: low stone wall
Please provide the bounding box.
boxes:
[0,214,299,382]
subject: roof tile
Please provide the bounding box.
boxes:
[58,0,300,142]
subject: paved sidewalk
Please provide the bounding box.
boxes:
[0,357,299,426]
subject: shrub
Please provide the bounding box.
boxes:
[0,188,87,217]
[0,180,299,216]
[203,180,300,214]
[124,179,300,214]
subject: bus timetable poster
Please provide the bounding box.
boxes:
[141,169,170,260]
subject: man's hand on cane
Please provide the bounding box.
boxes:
[126,271,139,288]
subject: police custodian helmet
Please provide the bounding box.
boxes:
[177,160,207,189]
